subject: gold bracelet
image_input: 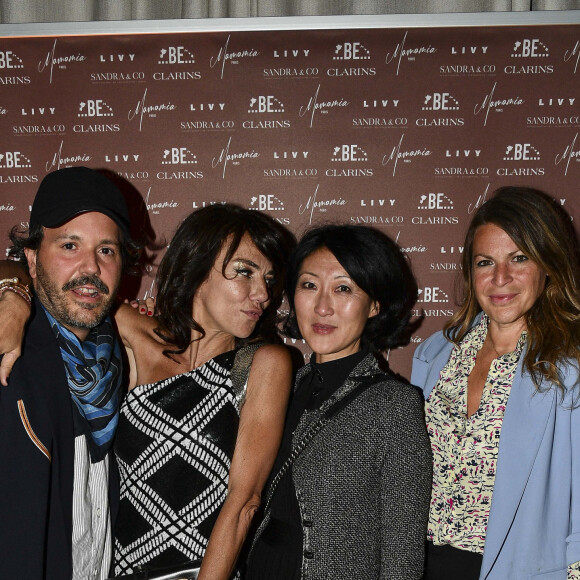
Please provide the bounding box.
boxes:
[0,277,32,306]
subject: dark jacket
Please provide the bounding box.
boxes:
[251,352,432,580]
[0,300,119,579]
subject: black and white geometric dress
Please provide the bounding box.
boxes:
[113,349,246,577]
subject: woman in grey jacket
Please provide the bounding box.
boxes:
[246,225,432,580]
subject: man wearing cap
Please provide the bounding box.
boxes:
[0,166,137,580]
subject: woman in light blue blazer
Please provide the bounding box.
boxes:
[411,187,580,580]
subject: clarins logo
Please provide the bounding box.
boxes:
[497,146,544,176]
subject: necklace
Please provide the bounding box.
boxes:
[487,334,502,359]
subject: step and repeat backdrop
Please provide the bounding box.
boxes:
[1,20,579,376]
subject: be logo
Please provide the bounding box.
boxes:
[158,47,195,64]
[331,145,368,162]
[0,152,31,168]
[503,144,541,161]
[512,39,549,58]
[78,100,114,117]
[248,96,285,114]
[250,195,284,211]
[422,93,459,111]
[333,42,370,60]
[418,193,454,210]
[162,148,197,165]
[0,50,23,69]
[417,287,449,304]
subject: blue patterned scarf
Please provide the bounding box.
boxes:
[43,305,122,462]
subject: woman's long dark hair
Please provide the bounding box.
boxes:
[154,204,295,357]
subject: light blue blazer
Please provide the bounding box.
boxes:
[411,330,580,580]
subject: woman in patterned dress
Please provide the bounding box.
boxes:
[411,187,580,580]
[110,204,295,579]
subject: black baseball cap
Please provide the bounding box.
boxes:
[30,166,130,237]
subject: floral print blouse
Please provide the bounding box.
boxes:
[424,315,580,579]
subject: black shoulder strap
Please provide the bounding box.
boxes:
[322,372,384,420]
[264,371,384,511]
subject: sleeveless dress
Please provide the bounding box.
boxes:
[113,348,249,577]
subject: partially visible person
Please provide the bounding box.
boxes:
[246,224,432,580]
[0,166,139,579]
[0,203,295,580]
[411,187,580,580]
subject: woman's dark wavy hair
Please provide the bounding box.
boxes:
[154,204,295,357]
[8,222,141,274]
[283,224,418,353]
[446,186,580,395]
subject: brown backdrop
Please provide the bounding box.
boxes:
[1,21,579,378]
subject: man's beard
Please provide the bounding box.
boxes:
[34,257,118,331]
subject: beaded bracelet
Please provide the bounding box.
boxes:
[0,277,33,306]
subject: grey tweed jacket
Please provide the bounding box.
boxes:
[251,352,432,580]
